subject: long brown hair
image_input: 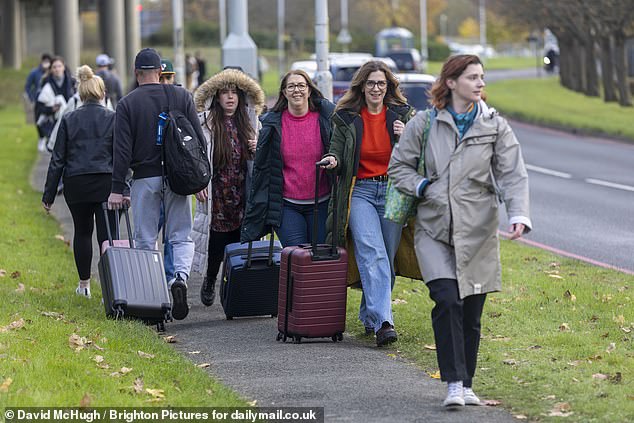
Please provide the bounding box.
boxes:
[206,86,255,170]
[335,60,407,113]
[270,70,325,113]
[430,54,487,109]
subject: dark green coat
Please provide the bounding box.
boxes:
[241,98,336,242]
[325,104,415,247]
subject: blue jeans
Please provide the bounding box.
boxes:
[348,179,402,332]
[276,200,328,247]
[158,204,175,281]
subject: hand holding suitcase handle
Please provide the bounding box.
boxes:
[101,202,135,249]
[312,160,339,259]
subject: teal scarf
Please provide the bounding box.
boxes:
[448,103,478,140]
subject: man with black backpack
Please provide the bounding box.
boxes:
[108,48,209,321]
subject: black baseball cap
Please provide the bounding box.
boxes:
[134,48,161,70]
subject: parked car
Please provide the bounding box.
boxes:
[290,54,398,102]
[395,72,436,112]
[384,49,422,73]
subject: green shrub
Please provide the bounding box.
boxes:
[427,40,451,62]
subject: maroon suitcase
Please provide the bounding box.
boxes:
[277,160,348,343]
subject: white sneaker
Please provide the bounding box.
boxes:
[75,285,91,298]
[463,387,481,406]
[443,381,465,407]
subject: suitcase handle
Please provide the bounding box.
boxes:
[246,227,276,268]
[313,160,339,259]
[101,202,134,249]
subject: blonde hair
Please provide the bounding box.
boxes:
[76,65,105,102]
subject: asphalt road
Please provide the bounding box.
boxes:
[498,120,634,273]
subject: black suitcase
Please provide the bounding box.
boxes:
[97,204,172,331]
[220,232,282,320]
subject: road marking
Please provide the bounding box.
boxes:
[499,231,634,275]
[585,178,634,193]
[525,164,571,179]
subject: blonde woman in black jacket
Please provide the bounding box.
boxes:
[42,65,119,299]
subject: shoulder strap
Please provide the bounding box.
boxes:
[418,108,435,177]
[162,84,174,112]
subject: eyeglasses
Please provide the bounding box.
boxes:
[365,80,388,90]
[285,83,308,92]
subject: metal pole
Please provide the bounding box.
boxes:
[219,0,226,45]
[336,0,351,53]
[125,0,141,81]
[222,0,258,78]
[277,0,285,79]
[419,0,428,71]
[53,0,80,73]
[314,0,332,100]
[479,0,486,61]
[173,0,185,85]
[2,0,21,69]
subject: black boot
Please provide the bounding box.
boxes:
[200,275,216,306]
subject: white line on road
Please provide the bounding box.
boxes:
[585,178,634,193]
[525,164,572,179]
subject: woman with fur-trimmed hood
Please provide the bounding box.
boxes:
[191,69,265,307]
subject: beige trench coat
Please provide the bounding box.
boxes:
[388,102,531,298]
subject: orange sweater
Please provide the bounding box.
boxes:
[357,107,391,179]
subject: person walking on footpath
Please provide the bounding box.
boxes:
[24,53,51,124]
[42,65,119,298]
[388,54,531,407]
[36,56,75,152]
[241,70,335,247]
[95,54,123,108]
[107,48,206,320]
[191,68,264,306]
[321,61,414,347]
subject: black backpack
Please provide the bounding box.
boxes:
[160,84,211,196]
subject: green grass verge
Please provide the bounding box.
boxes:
[485,77,634,142]
[426,56,539,76]
[346,240,634,421]
[0,104,245,407]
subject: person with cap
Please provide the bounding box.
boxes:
[160,59,176,85]
[107,48,207,320]
[95,54,123,108]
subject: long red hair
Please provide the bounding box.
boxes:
[430,54,487,109]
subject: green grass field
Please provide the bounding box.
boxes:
[346,241,634,422]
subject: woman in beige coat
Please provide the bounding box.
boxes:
[191,69,264,306]
[388,54,531,407]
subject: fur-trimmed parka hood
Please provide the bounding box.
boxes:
[194,69,265,115]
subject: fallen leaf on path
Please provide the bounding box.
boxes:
[206,389,214,396]
[137,351,155,359]
[247,400,257,406]
[0,378,12,392]
[54,234,65,241]
[592,373,608,380]
[548,274,563,279]
[93,355,104,363]
[563,290,576,302]
[188,351,201,354]
[120,367,133,375]
[0,269,6,277]
[427,370,441,379]
[513,415,527,420]
[484,399,501,406]
[503,359,518,365]
[97,363,110,369]
[621,327,631,333]
[80,393,91,407]
[10,271,21,279]
[93,344,104,351]
[609,372,622,384]
[391,298,407,305]
[145,388,165,399]
[162,335,176,343]
[0,319,26,333]
[15,283,25,293]
[197,363,210,368]
[423,344,436,350]
[69,334,86,351]
[133,378,144,394]
[559,323,570,331]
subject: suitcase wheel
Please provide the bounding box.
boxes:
[114,306,125,320]
[271,313,277,318]
[157,322,166,332]
[293,336,301,344]
[332,333,344,343]
[276,332,283,342]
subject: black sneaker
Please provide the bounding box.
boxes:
[376,322,398,346]
[200,276,216,307]
[170,274,189,320]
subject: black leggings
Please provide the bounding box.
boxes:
[206,228,241,283]
[66,202,117,280]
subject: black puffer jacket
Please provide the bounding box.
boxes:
[241,98,335,242]
[42,101,115,204]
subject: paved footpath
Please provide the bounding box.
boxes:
[33,153,516,423]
